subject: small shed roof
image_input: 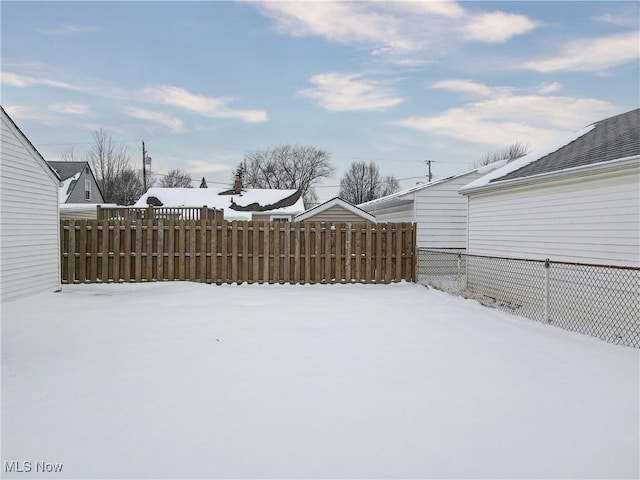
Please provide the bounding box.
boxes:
[358,165,503,209]
[295,197,376,222]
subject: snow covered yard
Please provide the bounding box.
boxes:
[2,282,638,479]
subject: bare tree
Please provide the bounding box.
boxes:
[473,141,530,168]
[243,145,334,206]
[338,161,400,205]
[111,166,144,205]
[59,146,79,162]
[160,169,193,188]
[380,175,400,198]
[86,129,132,203]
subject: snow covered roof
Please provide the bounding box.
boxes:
[58,172,81,203]
[134,187,306,220]
[295,197,376,222]
[48,161,105,203]
[461,108,640,193]
[358,165,502,209]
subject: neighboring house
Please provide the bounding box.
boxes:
[47,161,105,204]
[358,165,504,248]
[295,197,375,222]
[460,108,640,267]
[0,106,61,302]
[135,177,305,221]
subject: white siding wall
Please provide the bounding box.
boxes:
[467,166,640,267]
[414,171,483,248]
[361,201,414,224]
[1,114,60,302]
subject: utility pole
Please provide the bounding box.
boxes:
[142,141,148,192]
[426,160,432,182]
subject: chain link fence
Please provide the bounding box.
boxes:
[417,248,640,348]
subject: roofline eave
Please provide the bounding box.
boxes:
[460,155,640,196]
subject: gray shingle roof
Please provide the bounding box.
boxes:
[492,108,640,183]
[47,161,87,181]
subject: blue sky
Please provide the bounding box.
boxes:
[2,1,639,201]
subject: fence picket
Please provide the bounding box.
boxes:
[220,221,228,283]
[242,221,249,283]
[68,221,76,283]
[123,220,131,282]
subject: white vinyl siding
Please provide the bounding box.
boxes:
[467,166,640,267]
[414,172,482,248]
[361,170,484,248]
[365,202,414,223]
[1,113,60,302]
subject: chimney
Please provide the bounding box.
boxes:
[233,175,242,194]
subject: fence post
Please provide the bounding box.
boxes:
[457,253,462,292]
[96,205,102,220]
[544,258,550,323]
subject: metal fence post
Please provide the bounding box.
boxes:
[544,258,550,323]
[457,253,462,292]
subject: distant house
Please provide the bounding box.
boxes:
[135,176,305,221]
[460,108,640,267]
[359,166,504,248]
[1,106,60,302]
[47,161,104,204]
[295,197,375,222]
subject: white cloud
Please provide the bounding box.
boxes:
[391,91,617,148]
[1,72,80,90]
[123,107,185,133]
[39,24,101,35]
[393,1,466,19]
[537,82,562,94]
[3,105,59,125]
[139,85,268,123]
[298,73,404,112]
[49,103,92,116]
[257,2,409,49]
[431,79,495,96]
[464,12,538,43]
[522,31,640,72]
[255,2,538,63]
[592,13,638,27]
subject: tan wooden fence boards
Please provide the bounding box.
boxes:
[60,220,416,285]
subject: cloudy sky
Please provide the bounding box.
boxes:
[2,1,639,201]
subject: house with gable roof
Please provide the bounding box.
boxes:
[47,161,105,204]
[460,108,640,267]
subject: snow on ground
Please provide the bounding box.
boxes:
[2,282,638,479]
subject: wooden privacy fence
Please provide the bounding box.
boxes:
[60,220,416,285]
